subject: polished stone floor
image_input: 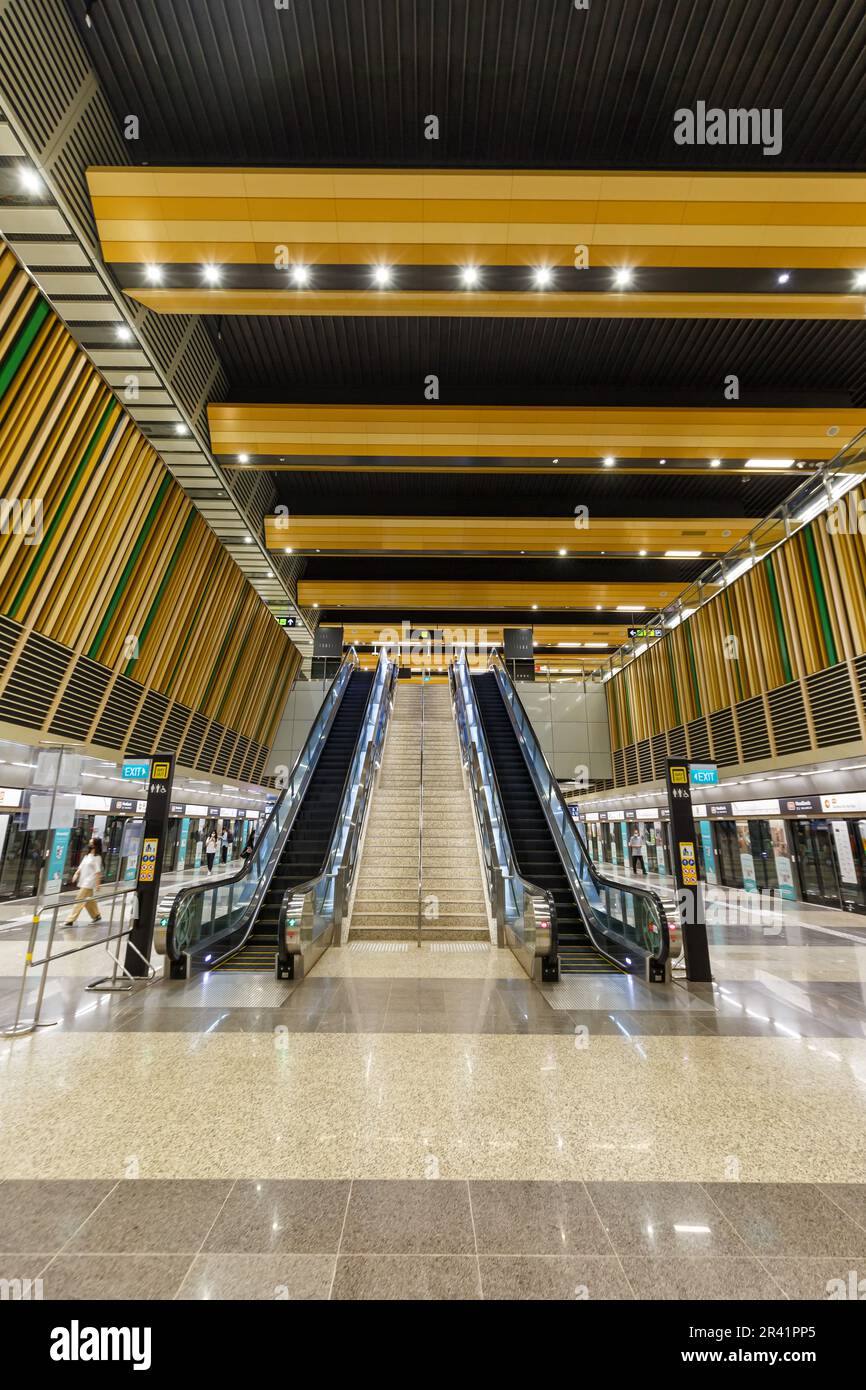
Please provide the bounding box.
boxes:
[2,1177,866,1300]
[2,905,866,1298]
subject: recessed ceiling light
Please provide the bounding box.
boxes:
[174,422,188,435]
[603,456,616,467]
[558,547,568,556]
[595,604,602,611]
[285,547,293,554]
[19,167,42,194]
[202,265,221,284]
[534,267,553,288]
[612,268,633,288]
[744,458,794,469]
[144,263,162,284]
[531,603,538,610]
[777,271,790,284]
[238,453,249,463]
[854,270,866,289]
[372,266,392,287]
[638,549,647,556]
[664,549,702,558]
[313,602,319,608]
[658,458,666,466]
[266,569,273,577]
[243,536,252,544]
[616,604,645,611]
[291,264,310,286]
[115,325,132,342]
[710,458,721,467]
[461,266,480,287]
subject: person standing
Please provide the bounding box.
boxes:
[205,831,218,873]
[220,828,229,865]
[628,826,647,874]
[242,830,255,867]
[66,837,104,924]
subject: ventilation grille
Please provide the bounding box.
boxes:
[612,747,625,787]
[180,712,208,766]
[624,744,638,786]
[210,727,234,777]
[250,746,268,783]
[807,662,861,747]
[637,738,652,782]
[651,731,667,778]
[0,628,67,728]
[126,689,169,757]
[736,695,771,763]
[710,707,738,767]
[230,734,250,779]
[668,724,687,758]
[767,681,812,756]
[156,703,191,757]
[687,716,712,763]
[93,674,143,748]
[199,720,224,771]
[49,654,110,739]
[0,3,89,152]
[855,654,866,715]
[0,615,22,676]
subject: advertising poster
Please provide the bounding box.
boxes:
[45,827,72,894]
[769,819,797,900]
[831,820,858,885]
[737,820,758,893]
[698,820,717,885]
[177,817,191,870]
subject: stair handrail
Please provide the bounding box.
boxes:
[165,647,361,968]
[451,651,558,981]
[487,648,671,976]
[276,648,397,977]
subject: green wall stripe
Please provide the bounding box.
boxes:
[803,527,838,666]
[9,396,116,620]
[199,594,247,711]
[665,637,681,725]
[0,298,49,401]
[215,612,256,720]
[684,623,702,717]
[88,472,173,660]
[124,512,196,677]
[764,557,793,684]
[164,585,209,697]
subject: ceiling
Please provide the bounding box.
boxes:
[68,0,866,666]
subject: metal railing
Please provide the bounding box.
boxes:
[277,647,396,978]
[593,427,866,687]
[488,650,673,979]
[1,879,154,1037]
[451,652,559,982]
[164,648,361,973]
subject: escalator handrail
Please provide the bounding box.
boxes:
[165,646,361,963]
[276,649,396,965]
[488,649,671,968]
[450,653,558,956]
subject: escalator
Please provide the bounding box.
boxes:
[472,672,618,974]
[216,669,374,970]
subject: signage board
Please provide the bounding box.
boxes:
[731,798,780,817]
[138,836,159,883]
[821,792,866,815]
[665,759,711,982]
[0,786,22,808]
[782,795,822,814]
[122,760,150,782]
[689,763,718,787]
[627,626,664,640]
[707,801,733,817]
[125,756,174,977]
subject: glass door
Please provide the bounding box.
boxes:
[791,819,842,908]
[714,820,744,890]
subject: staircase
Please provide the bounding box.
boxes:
[349,681,490,940]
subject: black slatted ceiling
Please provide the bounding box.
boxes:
[69,0,866,168]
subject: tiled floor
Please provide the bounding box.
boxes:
[3,1178,865,1300]
[3,899,866,1297]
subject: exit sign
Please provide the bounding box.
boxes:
[690,763,719,786]
[122,760,150,781]
[628,626,664,640]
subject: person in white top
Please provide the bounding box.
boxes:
[66,836,104,924]
[205,832,218,873]
[627,827,647,875]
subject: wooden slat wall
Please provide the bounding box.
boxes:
[607,487,866,750]
[0,245,299,761]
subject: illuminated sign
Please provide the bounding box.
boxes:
[138,836,159,883]
[628,627,664,640]
[689,763,719,786]
[122,760,149,781]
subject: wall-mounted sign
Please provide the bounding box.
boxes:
[731,798,780,816]
[821,792,866,814]
[185,804,208,817]
[634,807,660,821]
[665,759,711,982]
[706,802,733,817]
[219,807,238,818]
[110,797,138,813]
[77,795,112,812]
[122,760,150,781]
[782,795,822,814]
[628,626,664,640]
[277,616,297,627]
[689,763,719,787]
[584,812,600,822]
[0,787,22,808]
[138,836,159,883]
